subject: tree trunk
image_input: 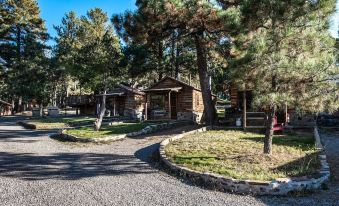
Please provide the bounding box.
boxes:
[264,106,276,154]
[18,96,22,113]
[94,92,106,131]
[11,100,15,115]
[94,75,108,131]
[39,103,43,117]
[53,86,57,107]
[171,32,175,76]
[175,39,181,79]
[158,41,164,81]
[194,33,215,126]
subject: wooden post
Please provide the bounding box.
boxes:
[168,91,171,119]
[145,102,148,120]
[243,89,247,130]
[113,96,116,116]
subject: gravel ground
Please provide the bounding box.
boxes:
[0,116,338,206]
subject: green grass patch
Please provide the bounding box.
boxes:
[65,122,153,138]
[28,116,96,129]
[165,130,320,181]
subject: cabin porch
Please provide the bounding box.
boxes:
[144,87,181,120]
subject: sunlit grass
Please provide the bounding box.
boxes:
[65,122,153,138]
[165,130,319,181]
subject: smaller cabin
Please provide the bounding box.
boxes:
[66,95,96,115]
[0,100,12,116]
[144,76,213,123]
[97,85,145,119]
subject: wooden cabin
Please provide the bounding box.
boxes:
[97,84,145,119]
[66,85,145,119]
[0,100,12,116]
[229,85,315,127]
[66,95,96,115]
[99,85,145,119]
[144,76,214,123]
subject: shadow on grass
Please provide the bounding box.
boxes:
[241,132,315,151]
[273,152,321,178]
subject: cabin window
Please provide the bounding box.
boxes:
[151,95,165,110]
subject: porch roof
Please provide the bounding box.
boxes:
[97,84,145,97]
[143,87,182,93]
[0,100,11,106]
[96,92,126,97]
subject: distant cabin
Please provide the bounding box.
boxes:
[66,95,96,115]
[144,76,214,123]
[66,85,145,119]
[0,100,12,116]
[97,85,145,119]
[229,84,315,127]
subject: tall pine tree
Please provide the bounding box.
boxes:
[0,0,49,110]
[231,0,338,154]
[55,9,123,130]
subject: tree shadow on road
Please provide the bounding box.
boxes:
[0,151,157,181]
[0,129,54,139]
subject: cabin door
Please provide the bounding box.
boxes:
[170,94,177,119]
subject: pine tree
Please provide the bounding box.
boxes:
[114,0,240,125]
[55,8,123,130]
[0,0,49,109]
[231,0,338,154]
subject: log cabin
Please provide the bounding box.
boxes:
[66,95,96,115]
[66,85,145,119]
[144,76,215,123]
[98,85,145,119]
[229,85,315,127]
[0,100,12,116]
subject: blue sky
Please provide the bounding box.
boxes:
[38,0,137,45]
[38,0,338,46]
[330,1,339,38]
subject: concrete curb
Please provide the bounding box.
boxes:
[127,121,192,137]
[159,127,330,195]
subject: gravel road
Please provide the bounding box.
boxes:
[0,116,338,206]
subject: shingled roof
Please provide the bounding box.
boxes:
[98,85,145,96]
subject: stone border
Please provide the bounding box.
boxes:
[54,120,192,143]
[159,127,330,195]
[127,121,192,137]
[17,121,37,129]
[54,130,126,143]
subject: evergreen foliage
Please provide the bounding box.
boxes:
[229,0,339,154]
[0,0,51,108]
[55,8,123,130]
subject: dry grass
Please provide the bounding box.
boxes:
[165,130,320,181]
